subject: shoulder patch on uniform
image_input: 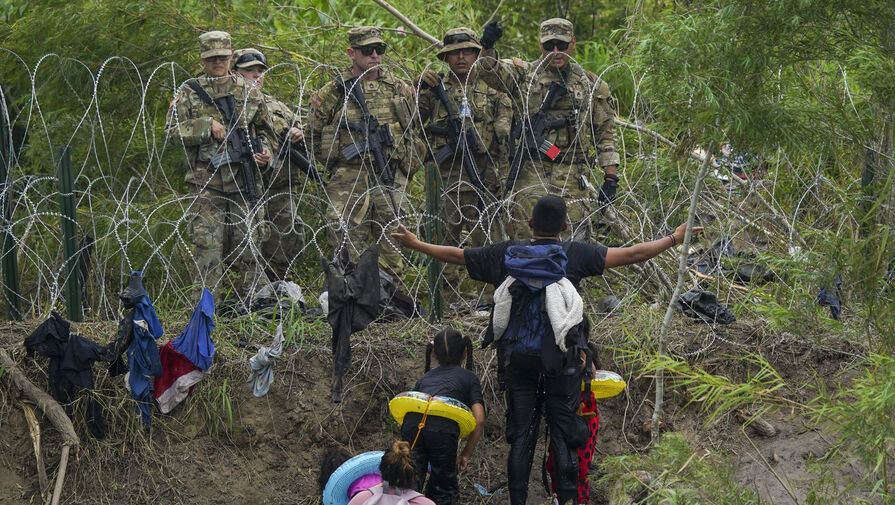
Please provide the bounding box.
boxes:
[310,92,324,107]
[169,89,181,109]
[513,57,526,68]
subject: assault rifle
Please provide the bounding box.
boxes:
[273,129,322,184]
[338,77,398,214]
[424,80,491,210]
[186,81,264,207]
[505,81,570,194]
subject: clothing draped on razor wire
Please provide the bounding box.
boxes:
[24,312,111,439]
[248,323,285,397]
[123,271,164,424]
[154,289,216,414]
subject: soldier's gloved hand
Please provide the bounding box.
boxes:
[417,70,441,90]
[480,21,504,50]
[598,173,619,207]
[211,119,226,141]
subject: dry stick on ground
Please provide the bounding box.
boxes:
[370,0,441,46]
[650,144,714,445]
[21,402,49,498]
[0,349,80,505]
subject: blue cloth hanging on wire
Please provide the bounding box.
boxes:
[171,288,215,371]
[122,271,164,424]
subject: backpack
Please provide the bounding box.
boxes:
[360,485,425,505]
[491,243,588,376]
[503,243,568,355]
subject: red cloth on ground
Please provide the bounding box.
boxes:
[546,390,600,504]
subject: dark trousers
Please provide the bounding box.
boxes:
[504,354,587,505]
[401,423,460,505]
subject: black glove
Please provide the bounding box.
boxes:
[417,69,441,90]
[480,21,504,50]
[598,173,619,207]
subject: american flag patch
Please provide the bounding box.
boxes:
[310,92,324,107]
[513,57,525,68]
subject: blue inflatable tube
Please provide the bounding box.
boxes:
[323,451,384,505]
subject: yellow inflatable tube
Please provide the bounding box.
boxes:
[583,370,627,398]
[389,391,477,438]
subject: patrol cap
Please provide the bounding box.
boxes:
[199,31,232,59]
[348,26,385,48]
[232,48,268,69]
[531,195,567,234]
[539,18,574,43]
[436,27,482,60]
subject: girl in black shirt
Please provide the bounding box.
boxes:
[400,329,486,505]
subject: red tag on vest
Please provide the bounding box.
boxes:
[545,144,561,160]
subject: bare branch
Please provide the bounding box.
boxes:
[370,0,442,46]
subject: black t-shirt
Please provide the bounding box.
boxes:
[402,364,484,435]
[464,238,607,288]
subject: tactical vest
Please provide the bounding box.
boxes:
[521,63,600,163]
[178,74,265,191]
[320,69,414,171]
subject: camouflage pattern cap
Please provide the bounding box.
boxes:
[199,31,232,59]
[348,26,385,48]
[539,18,574,43]
[437,27,482,60]
[232,48,268,69]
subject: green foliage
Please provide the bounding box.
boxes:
[599,432,768,505]
[629,348,793,423]
[812,354,895,503]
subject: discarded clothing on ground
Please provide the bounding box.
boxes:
[323,246,381,402]
[688,237,735,276]
[121,271,164,424]
[816,273,842,320]
[378,270,424,320]
[688,237,775,284]
[23,311,109,439]
[676,288,736,324]
[153,289,215,413]
[248,323,285,397]
[251,280,323,318]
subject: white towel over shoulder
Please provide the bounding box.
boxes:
[491,276,583,352]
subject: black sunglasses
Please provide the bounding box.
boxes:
[445,47,480,57]
[543,40,570,51]
[443,33,476,45]
[204,55,229,63]
[358,44,387,56]
[235,52,267,67]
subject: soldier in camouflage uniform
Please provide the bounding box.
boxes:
[305,26,419,276]
[232,48,311,279]
[417,27,513,301]
[166,31,273,306]
[477,18,620,241]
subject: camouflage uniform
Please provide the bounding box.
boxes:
[305,27,419,275]
[233,48,312,278]
[480,19,619,241]
[418,27,513,298]
[166,32,272,302]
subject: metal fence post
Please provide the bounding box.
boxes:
[0,100,21,320]
[424,161,443,322]
[57,146,82,322]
